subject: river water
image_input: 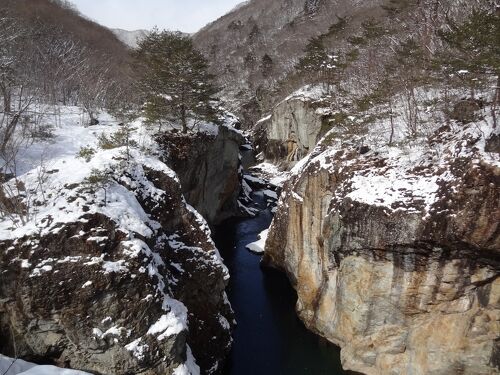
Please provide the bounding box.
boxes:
[214,191,346,375]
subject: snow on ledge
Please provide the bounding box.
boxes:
[172,346,200,375]
[148,298,188,340]
[0,355,90,375]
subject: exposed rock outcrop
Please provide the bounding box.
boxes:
[263,117,500,374]
[0,147,233,374]
[255,86,334,163]
[159,125,246,227]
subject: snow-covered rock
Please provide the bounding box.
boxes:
[263,96,500,375]
[0,108,234,374]
[245,229,268,254]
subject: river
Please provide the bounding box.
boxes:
[214,191,346,375]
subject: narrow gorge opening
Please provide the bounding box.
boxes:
[214,190,346,375]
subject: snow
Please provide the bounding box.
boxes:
[281,86,500,218]
[246,229,269,254]
[81,281,92,288]
[283,84,330,103]
[218,313,231,331]
[255,114,272,125]
[172,346,200,375]
[125,338,149,361]
[346,168,451,214]
[0,113,171,241]
[0,104,231,371]
[263,189,278,200]
[102,260,128,274]
[250,162,289,187]
[147,301,188,340]
[0,355,90,375]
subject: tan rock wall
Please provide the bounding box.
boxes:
[264,151,500,375]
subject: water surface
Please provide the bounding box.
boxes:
[214,192,346,375]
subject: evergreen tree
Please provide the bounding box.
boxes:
[296,37,330,73]
[82,168,113,207]
[134,30,219,133]
[296,36,340,90]
[438,8,500,104]
[260,54,274,78]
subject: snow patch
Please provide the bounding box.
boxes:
[246,229,269,254]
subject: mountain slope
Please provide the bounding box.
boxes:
[4,0,129,60]
[112,28,149,48]
[192,0,385,125]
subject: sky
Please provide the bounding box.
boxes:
[70,0,245,33]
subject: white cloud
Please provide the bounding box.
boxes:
[70,0,244,33]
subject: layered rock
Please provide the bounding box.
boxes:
[0,147,233,374]
[159,124,245,227]
[263,119,500,374]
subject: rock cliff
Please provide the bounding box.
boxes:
[263,108,500,374]
[255,86,333,162]
[0,121,236,374]
[159,124,246,227]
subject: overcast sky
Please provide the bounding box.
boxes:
[70,0,244,33]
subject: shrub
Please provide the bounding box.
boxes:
[77,146,96,162]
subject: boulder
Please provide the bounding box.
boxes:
[0,151,233,374]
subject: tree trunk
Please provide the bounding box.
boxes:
[181,104,187,134]
[0,113,20,156]
[1,86,11,113]
[388,101,395,145]
[492,74,499,129]
[495,74,500,106]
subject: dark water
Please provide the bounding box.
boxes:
[214,192,346,375]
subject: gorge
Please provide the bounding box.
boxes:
[0,0,499,374]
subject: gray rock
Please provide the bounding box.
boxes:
[158,126,246,226]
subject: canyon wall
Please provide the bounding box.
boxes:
[254,86,333,163]
[263,120,500,374]
[159,125,245,227]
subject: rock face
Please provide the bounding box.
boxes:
[0,149,233,374]
[263,120,500,374]
[254,86,333,163]
[159,125,246,227]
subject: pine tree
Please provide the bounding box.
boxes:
[438,8,500,104]
[134,30,219,134]
[296,37,329,73]
[296,36,340,90]
[260,54,274,78]
[82,168,113,207]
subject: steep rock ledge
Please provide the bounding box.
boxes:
[159,125,246,227]
[0,149,233,374]
[254,86,334,162]
[263,121,500,374]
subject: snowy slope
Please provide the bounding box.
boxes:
[0,105,239,374]
[0,355,90,375]
[112,28,148,48]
